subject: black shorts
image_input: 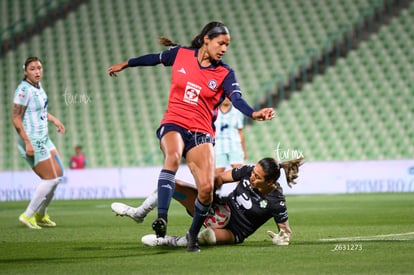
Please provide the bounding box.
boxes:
[156,123,215,157]
[224,217,246,244]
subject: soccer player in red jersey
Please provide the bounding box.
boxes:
[108,21,275,252]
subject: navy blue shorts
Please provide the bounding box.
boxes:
[156,123,215,157]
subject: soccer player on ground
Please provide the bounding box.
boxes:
[111,157,303,248]
[108,21,275,252]
[12,57,66,229]
[214,97,247,175]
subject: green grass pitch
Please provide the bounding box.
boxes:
[1,193,413,274]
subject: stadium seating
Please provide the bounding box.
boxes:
[245,2,414,162]
[0,0,412,170]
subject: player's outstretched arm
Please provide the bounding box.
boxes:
[214,169,235,189]
[107,61,128,77]
[252,108,275,121]
[267,221,291,246]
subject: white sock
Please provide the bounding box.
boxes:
[135,189,158,217]
[24,178,60,217]
[162,235,187,247]
[37,178,62,216]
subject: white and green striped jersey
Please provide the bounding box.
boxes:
[214,105,244,154]
[13,80,49,138]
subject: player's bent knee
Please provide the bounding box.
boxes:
[164,154,181,171]
[197,185,214,204]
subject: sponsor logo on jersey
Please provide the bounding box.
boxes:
[183,82,201,104]
[241,178,250,188]
[177,67,186,74]
[40,147,47,156]
[236,193,252,210]
[220,124,229,131]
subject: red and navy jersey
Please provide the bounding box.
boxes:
[224,165,288,243]
[159,46,239,136]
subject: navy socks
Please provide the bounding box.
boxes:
[189,198,211,236]
[157,169,176,222]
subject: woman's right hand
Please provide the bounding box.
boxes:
[108,62,128,77]
[252,108,275,121]
[25,142,34,157]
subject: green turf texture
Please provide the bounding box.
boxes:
[1,193,413,275]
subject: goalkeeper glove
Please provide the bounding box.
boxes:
[267,229,290,246]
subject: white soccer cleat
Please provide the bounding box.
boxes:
[141,234,167,246]
[141,234,161,246]
[111,202,145,223]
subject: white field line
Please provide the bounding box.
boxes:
[319,232,414,242]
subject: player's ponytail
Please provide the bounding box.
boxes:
[280,158,304,188]
[158,36,179,47]
[258,157,304,188]
[190,34,204,48]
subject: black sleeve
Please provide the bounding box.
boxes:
[231,165,254,182]
[273,199,288,223]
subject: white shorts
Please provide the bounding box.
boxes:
[215,150,244,168]
[17,136,56,168]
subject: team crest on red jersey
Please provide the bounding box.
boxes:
[183,82,201,104]
[208,79,218,90]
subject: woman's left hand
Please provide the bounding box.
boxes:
[108,62,128,77]
[252,108,275,121]
[54,119,66,134]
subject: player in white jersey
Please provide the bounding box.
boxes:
[214,97,247,175]
[12,57,66,229]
